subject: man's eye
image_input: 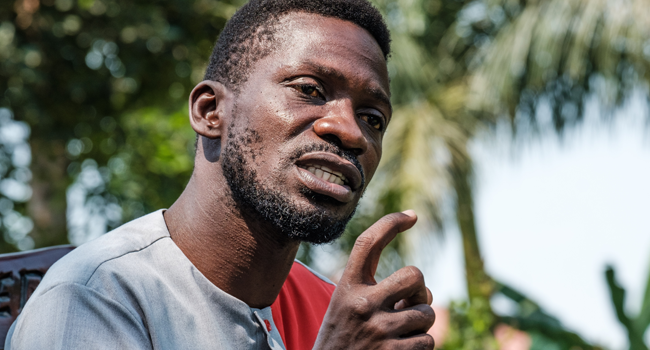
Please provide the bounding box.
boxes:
[360,114,383,131]
[298,85,321,98]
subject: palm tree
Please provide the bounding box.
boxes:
[606,263,650,350]
[337,0,650,344]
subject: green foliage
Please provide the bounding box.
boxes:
[470,0,650,133]
[495,282,602,350]
[605,265,650,350]
[443,281,607,350]
[0,0,244,250]
[104,107,195,220]
[444,299,497,350]
[0,108,32,252]
[528,331,563,350]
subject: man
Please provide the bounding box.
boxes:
[6,0,435,349]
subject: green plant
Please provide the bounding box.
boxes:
[444,298,498,350]
[606,265,650,350]
[495,282,602,350]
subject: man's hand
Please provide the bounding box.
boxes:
[313,211,435,350]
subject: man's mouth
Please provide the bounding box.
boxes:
[298,164,348,186]
[293,151,363,203]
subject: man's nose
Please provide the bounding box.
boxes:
[312,99,368,155]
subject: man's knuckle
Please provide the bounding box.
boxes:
[409,335,436,350]
[366,319,388,338]
[423,334,435,350]
[403,265,424,284]
[380,213,401,227]
[353,235,375,251]
[424,306,435,319]
[421,306,436,328]
[427,306,436,322]
[349,296,375,319]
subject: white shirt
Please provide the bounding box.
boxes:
[5,210,287,350]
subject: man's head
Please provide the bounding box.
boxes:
[190,0,391,244]
[204,0,391,91]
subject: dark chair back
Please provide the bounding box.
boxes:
[0,245,75,348]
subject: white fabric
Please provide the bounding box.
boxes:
[5,210,287,350]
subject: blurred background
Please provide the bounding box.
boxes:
[1,0,649,348]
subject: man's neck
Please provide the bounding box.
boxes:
[163,175,300,309]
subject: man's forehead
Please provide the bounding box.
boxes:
[274,12,385,58]
[269,13,390,91]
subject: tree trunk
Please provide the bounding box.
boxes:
[27,138,69,248]
[451,154,494,306]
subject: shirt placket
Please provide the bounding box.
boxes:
[251,308,286,350]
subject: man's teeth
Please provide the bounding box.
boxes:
[304,165,347,186]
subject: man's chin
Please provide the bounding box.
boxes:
[227,179,355,244]
[274,204,355,245]
[221,127,356,245]
[287,216,351,245]
[286,191,356,243]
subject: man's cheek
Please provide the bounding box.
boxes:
[248,147,288,183]
[363,152,381,183]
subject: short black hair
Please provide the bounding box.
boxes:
[203,0,391,90]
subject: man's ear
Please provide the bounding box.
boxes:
[189,80,233,139]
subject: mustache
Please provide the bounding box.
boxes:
[289,142,365,187]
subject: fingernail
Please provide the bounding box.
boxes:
[401,209,416,217]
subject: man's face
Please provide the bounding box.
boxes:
[221,12,391,243]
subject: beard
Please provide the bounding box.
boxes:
[221,124,363,244]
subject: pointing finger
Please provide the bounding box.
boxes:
[341,210,417,285]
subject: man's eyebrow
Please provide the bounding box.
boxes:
[303,61,347,82]
[302,61,392,114]
[365,87,392,114]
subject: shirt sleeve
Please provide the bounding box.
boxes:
[5,283,152,350]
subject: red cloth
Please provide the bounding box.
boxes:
[271,262,336,350]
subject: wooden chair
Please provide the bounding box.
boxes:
[0,245,75,348]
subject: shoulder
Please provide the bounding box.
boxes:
[278,260,336,304]
[35,210,170,294]
[7,282,152,350]
[290,260,336,289]
[10,210,172,348]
